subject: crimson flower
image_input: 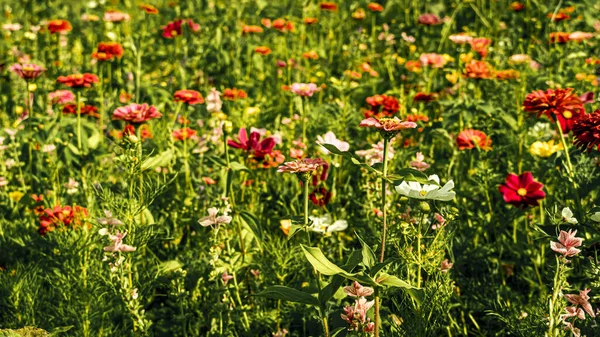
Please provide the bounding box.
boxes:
[113,103,162,123]
[162,19,199,38]
[174,90,204,105]
[57,73,99,88]
[498,172,545,207]
[319,2,338,11]
[62,104,99,118]
[39,205,88,235]
[47,20,72,34]
[523,89,584,130]
[92,42,124,61]
[364,94,400,118]
[572,110,600,151]
[228,128,276,160]
[413,92,437,102]
[457,129,492,151]
[309,187,332,207]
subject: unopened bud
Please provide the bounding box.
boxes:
[419,201,431,212]
[223,120,233,134]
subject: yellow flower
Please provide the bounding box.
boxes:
[460,53,473,64]
[214,112,228,120]
[409,45,417,53]
[245,107,260,115]
[28,83,37,92]
[396,56,406,65]
[529,140,563,158]
[280,219,292,236]
[9,191,24,202]
[442,54,455,63]
[446,71,460,84]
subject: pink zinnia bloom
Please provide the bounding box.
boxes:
[498,172,545,207]
[103,10,131,22]
[356,141,395,166]
[359,117,418,132]
[343,281,374,297]
[113,103,162,123]
[419,53,447,68]
[277,158,327,174]
[9,63,45,80]
[290,83,318,97]
[409,152,430,171]
[49,90,75,105]
[418,13,441,25]
[550,229,583,258]
[565,289,595,317]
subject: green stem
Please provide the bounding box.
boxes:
[379,138,389,263]
[76,90,82,152]
[374,287,381,337]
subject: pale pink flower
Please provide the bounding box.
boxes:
[432,213,446,230]
[103,10,131,22]
[356,141,395,166]
[409,152,430,171]
[401,32,415,43]
[550,229,583,258]
[565,289,595,317]
[113,103,162,123]
[359,117,418,132]
[448,33,473,44]
[97,210,123,226]
[103,230,137,252]
[277,158,326,174]
[48,90,75,105]
[439,259,453,272]
[419,53,447,68]
[562,322,581,337]
[291,83,318,97]
[509,54,531,64]
[198,207,232,227]
[317,131,350,154]
[569,31,594,42]
[9,63,45,80]
[272,329,288,337]
[63,177,79,194]
[0,177,8,187]
[561,306,586,321]
[206,88,222,113]
[132,288,139,300]
[250,269,261,278]
[3,23,22,31]
[222,271,234,285]
[343,281,374,298]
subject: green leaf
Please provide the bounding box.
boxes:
[206,155,227,168]
[255,285,319,306]
[377,273,424,305]
[319,249,363,305]
[158,260,184,274]
[322,143,382,175]
[141,150,173,170]
[230,161,250,172]
[331,327,346,337]
[356,234,377,268]
[239,211,262,242]
[301,245,354,276]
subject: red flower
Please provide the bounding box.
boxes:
[550,32,570,43]
[38,205,89,235]
[469,38,491,58]
[367,3,384,12]
[498,172,545,208]
[413,92,437,102]
[174,90,204,105]
[113,103,162,123]
[319,2,338,11]
[223,88,248,100]
[162,20,198,38]
[243,25,263,34]
[47,20,72,34]
[62,104,100,118]
[309,187,332,207]
[364,94,399,118]
[121,124,153,140]
[510,2,525,11]
[572,110,600,151]
[140,4,159,14]
[547,12,570,22]
[57,73,99,88]
[272,18,294,32]
[457,129,492,151]
[228,128,276,161]
[255,46,272,55]
[172,128,197,141]
[464,60,492,79]
[523,88,584,125]
[92,42,124,61]
[304,17,318,25]
[418,13,441,25]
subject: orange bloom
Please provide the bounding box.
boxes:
[352,9,366,20]
[510,2,525,11]
[547,12,570,22]
[92,41,124,61]
[172,128,197,141]
[550,32,570,43]
[405,60,422,73]
[464,60,492,79]
[57,73,99,88]
[495,69,520,80]
[47,20,72,34]
[457,129,492,151]
[242,25,263,34]
[302,51,319,60]
[255,46,272,55]
[223,88,247,100]
[174,90,204,105]
[140,4,159,14]
[469,38,491,58]
[304,17,318,25]
[272,18,294,32]
[319,2,338,11]
[367,3,384,12]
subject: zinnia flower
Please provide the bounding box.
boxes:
[529,140,563,157]
[395,174,455,201]
[523,88,584,132]
[9,63,45,80]
[38,205,88,235]
[419,53,447,68]
[172,128,197,141]
[174,90,204,105]
[457,129,492,151]
[277,158,327,179]
[464,60,492,79]
[469,38,491,58]
[113,103,162,123]
[255,46,272,55]
[92,42,124,61]
[367,3,384,12]
[57,73,99,88]
[290,83,318,97]
[319,2,338,11]
[498,172,545,207]
[103,10,131,22]
[572,110,600,151]
[364,94,400,118]
[418,13,441,25]
[359,117,418,139]
[47,20,72,34]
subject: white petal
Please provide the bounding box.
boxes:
[327,220,348,233]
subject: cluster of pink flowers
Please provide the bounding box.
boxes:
[561,288,595,336]
[341,281,375,334]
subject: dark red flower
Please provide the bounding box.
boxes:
[47,20,72,34]
[228,128,276,160]
[162,19,198,38]
[418,13,441,25]
[413,92,437,102]
[523,88,584,125]
[498,172,545,208]
[62,104,100,118]
[319,2,338,11]
[550,32,570,43]
[572,110,600,151]
[174,90,204,105]
[309,187,332,207]
[364,94,399,118]
[57,73,99,88]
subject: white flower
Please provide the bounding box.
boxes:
[317,131,350,154]
[64,177,79,194]
[561,207,578,224]
[199,207,232,227]
[206,88,223,113]
[97,210,123,226]
[309,214,348,234]
[395,174,455,201]
[591,212,600,223]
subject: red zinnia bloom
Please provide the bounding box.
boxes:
[223,88,248,100]
[174,90,204,105]
[572,110,600,151]
[309,187,332,207]
[469,38,491,58]
[510,2,525,11]
[162,20,197,38]
[523,88,584,126]
[172,128,197,141]
[122,124,153,140]
[243,25,263,34]
[464,60,492,79]
[413,92,437,102]
[228,128,276,160]
[255,46,272,55]
[47,20,72,34]
[57,73,99,88]
[304,17,318,25]
[319,2,338,11]
[367,3,384,12]
[457,129,492,151]
[62,104,100,118]
[550,32,570,43]
[140,4,159,14]
[498,172,545,208]
[364,94,400,119]
[38,205,89,235]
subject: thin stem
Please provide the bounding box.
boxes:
[76,90,82,152]
[379,138,389,263]
[374,288,381,337]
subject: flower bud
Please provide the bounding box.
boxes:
[223,120,233,133]
[419,201,431,212]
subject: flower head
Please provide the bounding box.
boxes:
[228,128,276,161]
[290,83,318,97]
[57,73,99,88]
[172,128,197,141]
[38,205,88,235]
[9,63,45,80]
[409,152,430,171]
[174,90,204,105]
[457,129,492,151]
[529,140,563,157]
[551,229,583,258]
[360,117,417,139]
[47,20,72,34]
[395,174,455,201]
[206,88,223,112]
[103,10,130,22]
[419,53,447,68]
[561,207,578,224]
[199,207,232,227]
[498,172,545,208]
[572,110,600,151]
[523,88,584,123]
[103,230,136,252]
[343,281,374,298]
[113,103,162,123]
[418,13,441,25]
[316,131,349,154]
[278,158,327,181]
[564,289,595,317]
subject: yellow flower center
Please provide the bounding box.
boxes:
[517,188,527,197]
[419,190,427,196]
[562,111,572,119]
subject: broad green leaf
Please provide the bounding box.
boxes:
[230,161,250,172]
[158,260,183,274]
[377,273,424,305]
[319,249,363,305]
[255,285,319,306]
[301,245,353,276]
[141,150,173,170]
[356,234,377,269]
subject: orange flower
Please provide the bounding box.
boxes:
[464,60,492,79]
[457,129,492,151]
[92,42,124,61]
[47,20,72,34]
[272,18,294,32]
[302,51,319,60]
[319,2,338,11]
[223,88,247,100]
[367,3,384,12]
[242,25,263,34]
[495,69,520,80]
[469,38,491,58]
[57,73,99,88]
[304,17,318,25]
[202,177,216,185]
[510,2,525,11]
[547,12,570,22]
[255,46,272,55]
[405,60,422,73]
[172,128,197,141]
[140,4,159,14]
[352,8,366,20]
[174,90,204,105]
[550,32,570,43]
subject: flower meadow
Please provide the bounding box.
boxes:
[2,0,600,336]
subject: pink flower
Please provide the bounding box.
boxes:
[222,271,234,285]
[48,90,75,105]
[359,117,418,133]
[206,88,222,112]
[409,152,430,171]
[103,230,137,252]
[250,269,261,278]
[9,63,45,80]
[356,141,395,165]
[418,13,441,25]
[565,289,595,317]
[509,54,531,64]
[569,31,594,42]
[439,259,453,272]
[198,207,232,227]
[343,281,374,297]
[432,213,446,229]
[113,103,162,123]
[448,33,473,44]
[561,307,586,321]
[419,53,447,68]
[290,83,318,97]
[3,23,22,31]
[317,131,350,154]
[550,229,583,258]
[277,158,327,175]
[103,10,131,22]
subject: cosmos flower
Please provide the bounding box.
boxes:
[308,214,347,233]
[316,131,350,154]
[561,207,578,224]
[498,172,545,207]
[395,174,455,201]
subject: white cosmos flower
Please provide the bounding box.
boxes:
[309,214,348,234]
[561,207,578,224]
[395,174,455,201]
